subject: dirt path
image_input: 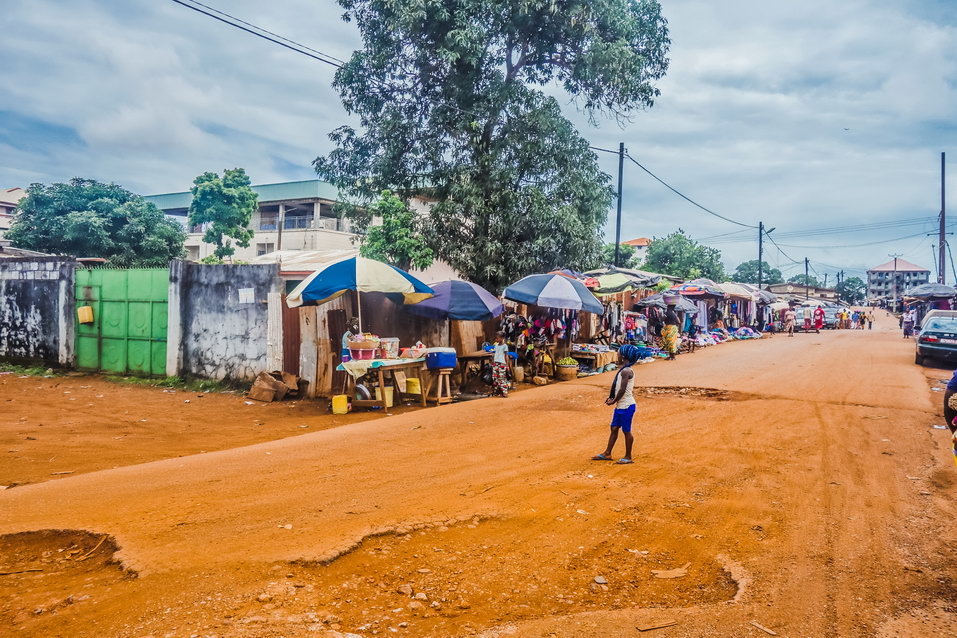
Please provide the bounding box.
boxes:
[2,312,956,637]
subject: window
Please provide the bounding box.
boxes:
[256,242,275,256]
[187,246,200,261]
[259,213,278,230]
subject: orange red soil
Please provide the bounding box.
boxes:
[2,312,956,637]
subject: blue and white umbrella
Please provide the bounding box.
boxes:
[285,256,433,308]
[503,273,604,314]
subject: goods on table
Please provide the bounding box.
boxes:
[379,337,400,359]
[572,343,610,354]
[349,334,380,360]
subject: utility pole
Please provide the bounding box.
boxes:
[941,151,947,284]
[823,273,828,289]
[889,253,903,313]
[757,221,764,288]
[613,142,625,267]
[804,257,810,299]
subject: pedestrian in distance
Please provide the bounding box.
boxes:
[490,331,510,398]
[803,306,813,332]
[813,305,825,333]
[784,306,796,337]
[867,309,875,330]
[858,311,866,330]
[902,308,916,339]
[943,369,957,467]
[592,344,640,465]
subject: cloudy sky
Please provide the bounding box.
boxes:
[2,0,956,280]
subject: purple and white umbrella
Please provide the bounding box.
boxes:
[404,280,504,321]
[503,273,604,314]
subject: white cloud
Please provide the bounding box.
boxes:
[0,0,955,277]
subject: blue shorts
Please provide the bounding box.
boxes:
[610,404,636,433]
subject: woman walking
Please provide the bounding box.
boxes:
[902,308,916,338]
[784,306,796,337]
[661,303,681,360]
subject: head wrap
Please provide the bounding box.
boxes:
[619,344,640,364]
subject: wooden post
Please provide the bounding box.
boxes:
[266,292,283,371]
[299,307,319,398]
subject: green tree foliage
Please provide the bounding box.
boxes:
[188,168,258,259]
[315,0,670,291]
[359,191,434,271]
[642,230,725,281]
[732,260,783,285]
[836,276,867,305]
[593,242,639,269]
[6,178,185,266]
[788,274,821,287]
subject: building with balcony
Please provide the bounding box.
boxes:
[622,237,651,263]
[145,179,356,261]
[0,187,26,237]
[866,258,930,304]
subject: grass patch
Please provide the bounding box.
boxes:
[101,375,239,393]
[0,362,59,377]
[1,361,238,394]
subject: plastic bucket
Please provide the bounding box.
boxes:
[405,378,421,394]
[374,386,395,407]
[331,394,349,414]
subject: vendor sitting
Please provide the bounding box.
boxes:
[341,317,361,362]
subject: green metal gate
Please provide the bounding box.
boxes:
[75,268,169,377]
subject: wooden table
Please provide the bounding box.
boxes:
[570,349,618,371]
[457,350,492,387]
[336,358,427,410]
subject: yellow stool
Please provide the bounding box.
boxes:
[426,368,454,405]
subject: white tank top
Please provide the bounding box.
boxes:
[614,369,636,409]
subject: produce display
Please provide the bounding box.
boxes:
[557,357,579,366]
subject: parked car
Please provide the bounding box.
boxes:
[793,306,840,331]
[915,315,957,365]
[918,309,957,330]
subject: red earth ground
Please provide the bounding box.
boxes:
[1,311,956,637]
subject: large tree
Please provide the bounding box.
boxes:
[6,178,185,266]
[788,274,821,287]
[359,191,434,271]
[315,0,670,291]
[732,260,783,285]
[188,168,258,260]
[836,276,867,305]
[642,230,725,281]
[592,242,639,270]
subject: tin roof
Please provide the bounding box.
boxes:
[868,258,929,273]
[144,179,341,212]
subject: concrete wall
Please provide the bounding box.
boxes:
[167,260,282,382]
[0,257,75,366]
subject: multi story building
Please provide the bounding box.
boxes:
[145,179,356,262]
[0,187,26,237]
[622,237,651,263]
[866,258,930,305]
[766,282,838,301]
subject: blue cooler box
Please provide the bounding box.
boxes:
[425,348,457,369]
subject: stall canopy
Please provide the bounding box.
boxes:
[904,282,957,299]
[504,273,604,314]
[403,280,504,321]
[591,272,650,296]
[633,292,698,314]
[286,256,433,310]
[669,278,726,299]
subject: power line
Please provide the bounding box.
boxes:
[764,231,802,264]
[623,153,758,229]
[773,229,933,250]
[170,0,346,68]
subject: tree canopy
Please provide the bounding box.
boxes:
[188,168,258,259]
[837,276,867,305]
[592,242,639,270]
[359,191,434,271]
[642,230,725,281]
[732,260,783,285]
[6,178,185,266]
[315,0,670,291]
[788,274,821,287]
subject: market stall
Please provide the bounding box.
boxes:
[286,256,436,410]
[502,273,604,379]
[903,282,957,326]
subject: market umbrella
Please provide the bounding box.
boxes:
[504,273,604,314]
[633,292,698,314]
[403,280,504,321]
[285,256,433,327]
[904,282,957,299]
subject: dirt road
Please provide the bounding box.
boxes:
[2,313,956,637]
